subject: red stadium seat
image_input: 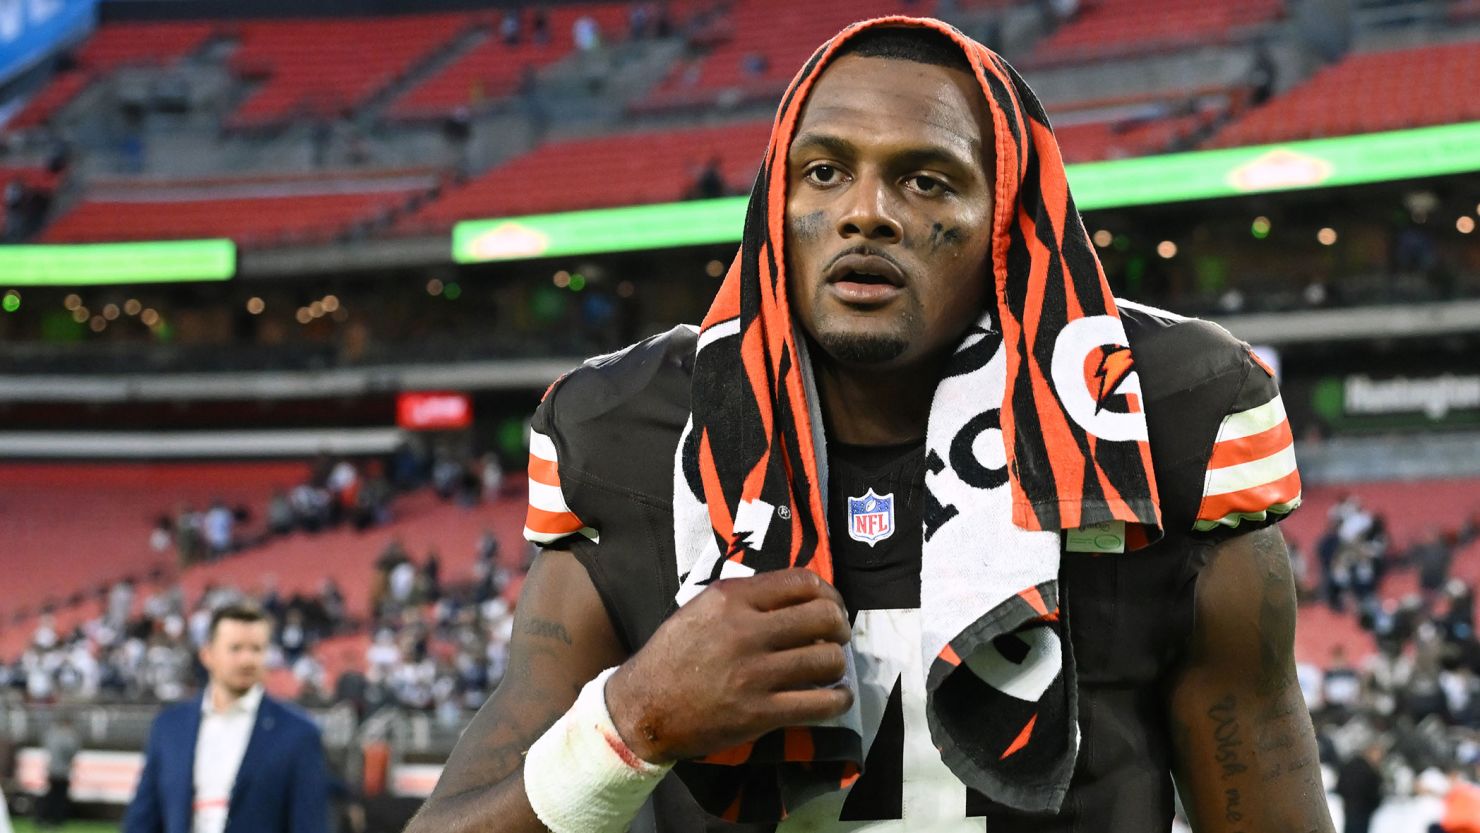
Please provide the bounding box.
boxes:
[225,15,469,127]
[0,463,531,664]
[4,22,216,133]
[38,171,435,246]
[632,0,918,115]
[396,120,774,233]
[1281,478,1480,666]
[1206,42,1480,147]
[387,3,635,120]
[1028,0,1284,65]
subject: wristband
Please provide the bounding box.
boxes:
[525,666,672,833]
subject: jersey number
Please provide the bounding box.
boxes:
[776,609,986,832]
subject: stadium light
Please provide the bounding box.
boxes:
[454,121,1480,264]
[0,239,236,286]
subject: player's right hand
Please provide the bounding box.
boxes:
[604,567,854,765]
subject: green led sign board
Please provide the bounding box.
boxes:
[0,239,236,286]
[454,198,750,264]
[455,121,1480,262]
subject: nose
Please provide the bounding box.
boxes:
[836,172,902,243]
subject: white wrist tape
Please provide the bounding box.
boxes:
[525,666,672,833]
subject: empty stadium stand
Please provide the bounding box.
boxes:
[1207,41,1480,147]
[39,168,438,246]
[386,4,636,120]
[0,166,60,192]
[632,0,915,115]
[1029,0,1284,65]
[5,22,216,133]
[0,461,308,626]
[396,119,772,233]
[226,14,471,127]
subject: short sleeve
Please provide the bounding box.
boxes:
[523,383,600,547]
[1191,347,1301,534]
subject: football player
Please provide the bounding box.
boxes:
[407,18,1333,833]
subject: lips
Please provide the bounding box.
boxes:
[824,252,907,306]
[825,253,906,287]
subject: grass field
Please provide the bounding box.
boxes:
[9,820,118,832]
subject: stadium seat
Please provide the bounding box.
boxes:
[396,120,774,233]
[0,167,60,192]
[4,22,216,133]
[387,3,635,120]
[1028,0,1284,65]
[0,461,307,647]
[1282,478,1480,665]
[225,15,470,127]
[0,462,531,663]
[39,170,436,246]
[1207,42,1480,147]
[632,0,917,115]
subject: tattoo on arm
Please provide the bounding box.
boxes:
[1207,694,1248,780]
[520,618,574,646]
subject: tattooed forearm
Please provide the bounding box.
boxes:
[520,617,573,645]
[1207,694,1248,778]
[1223,786,1243,825]
[1255,685,1323,793]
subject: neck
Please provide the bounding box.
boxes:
[812,349,945,446]
[210,682,250,712]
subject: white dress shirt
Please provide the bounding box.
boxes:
[193,684,263,833]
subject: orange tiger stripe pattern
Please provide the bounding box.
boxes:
[689,15,1161,588]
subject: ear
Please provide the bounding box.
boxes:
[198,643,212,670]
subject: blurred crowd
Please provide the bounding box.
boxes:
[2,576,347,706]
[3,524,528,731]
[1287,495,1480,832]
[154,444,504,567]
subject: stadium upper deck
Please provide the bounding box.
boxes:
[1,0,1475,248]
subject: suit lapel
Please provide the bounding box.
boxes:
[228,696,277,823]
[178,696,203,831]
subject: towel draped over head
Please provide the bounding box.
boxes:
[670,15,1163,820]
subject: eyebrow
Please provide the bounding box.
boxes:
[789,131,982,173]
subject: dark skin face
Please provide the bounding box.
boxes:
[786,54,995,444]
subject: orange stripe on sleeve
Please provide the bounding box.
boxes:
[1197,469,1302,524]
[1207,419,1294,472]
[524,505,586,536]
[526,454,560,487]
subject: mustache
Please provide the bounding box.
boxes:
[822,244,907,277]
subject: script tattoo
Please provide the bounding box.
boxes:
[1224,787,1243,824]
[520,618,573,645]
[1207,694,1248,779]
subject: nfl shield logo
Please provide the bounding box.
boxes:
[847,488,895,547]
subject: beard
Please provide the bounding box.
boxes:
[815,329,911,364]
[809,301,922,366]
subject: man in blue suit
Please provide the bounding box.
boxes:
[124,604,330,833]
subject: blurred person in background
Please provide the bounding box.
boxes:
[1421,767,1480,833]
[1336,740,1384,833]
[38,712,80,829]
[124,604,328,833]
